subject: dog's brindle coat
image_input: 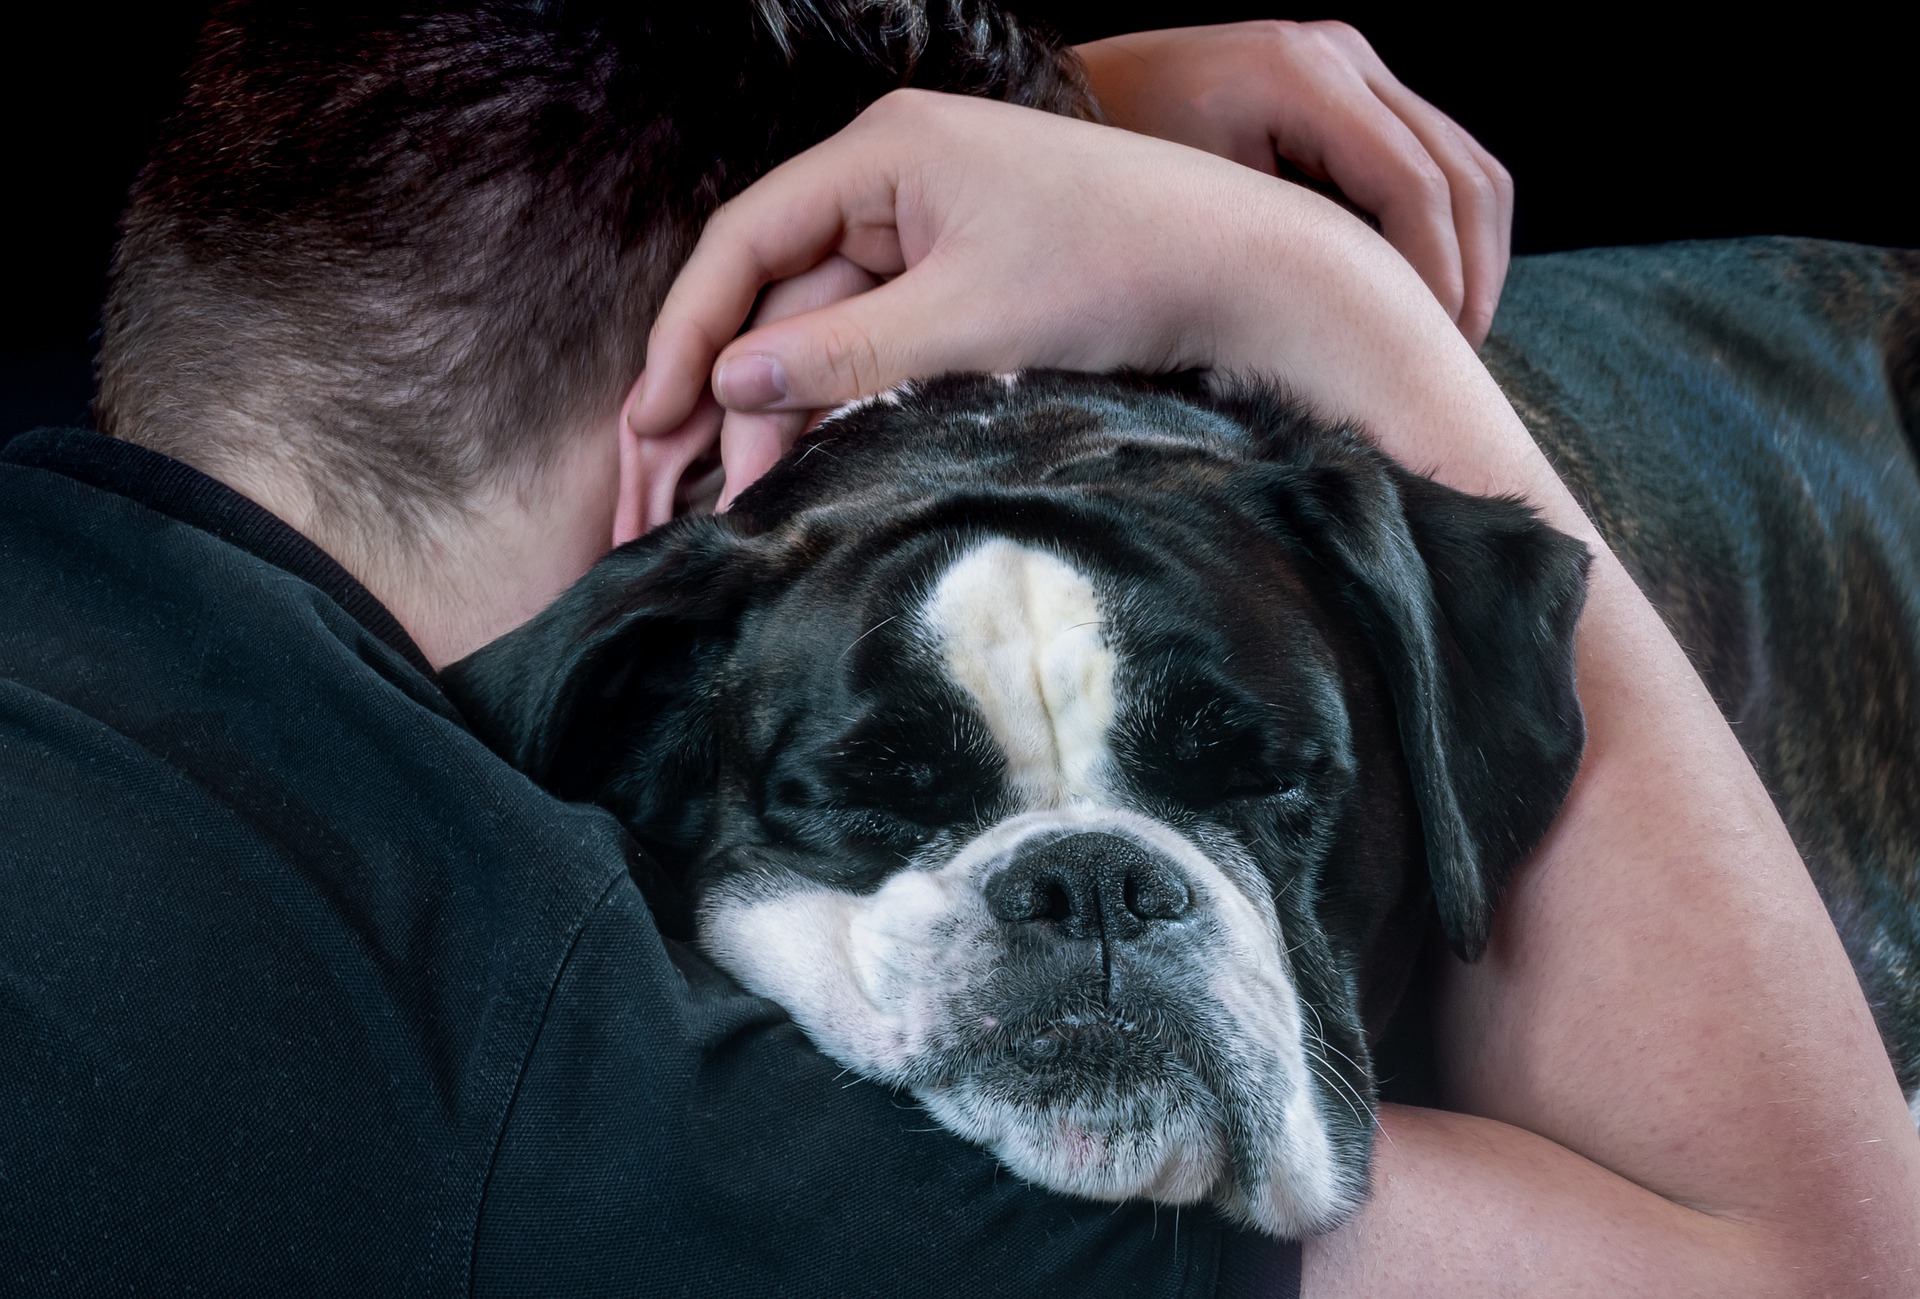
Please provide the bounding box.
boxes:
[1487,239,1920,1096]
[448,238,1920,1234]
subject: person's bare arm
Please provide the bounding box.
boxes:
[1076,20,1512,347]
[614,19,1509,539]
[628,91,1920,1292]
[1201,200,1920,1287]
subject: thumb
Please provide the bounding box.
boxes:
[710,263,1006,417]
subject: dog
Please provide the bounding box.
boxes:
[449,362,1591,1235]
[447,236,1920,1237]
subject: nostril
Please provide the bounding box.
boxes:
[985,864,1040,923]
[1123,866,1190,921]
[986,854,1106,930]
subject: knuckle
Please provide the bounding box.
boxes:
[1234,20,1302,82]
[701,193,741,233]
[1304,19,1370,55]
[701,196,761,260]
[1489,156,1516,197]
[865,86,931,125]
[1250,18,1300,48]
[816,321,885,395]
[1457,166,1499,211]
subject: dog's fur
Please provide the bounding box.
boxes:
[448,238,1920,1235]
[450,367,1595,1234]
[1483,238,1920,1101]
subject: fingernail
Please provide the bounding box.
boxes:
[715,353,787,410]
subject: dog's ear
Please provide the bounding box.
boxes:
[444,516,785,852]
[1243,420,1590,961]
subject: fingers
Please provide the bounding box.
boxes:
[715,410,803,509]
[713,255,883,508]
[624,256,885,529]
[1304,22,1513,346]
[1274,66,1468,325]
[1361,71,1513,346]
[1216,21,1511,347]
[1459,130,1515,344]
[636,245,888,516]
[628,114,911,440]
[716,261,1006,409]
[710,253,879,502]
[711,252,885,416]
[749,253,888,332]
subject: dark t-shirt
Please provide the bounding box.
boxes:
[0,428,1299,1296]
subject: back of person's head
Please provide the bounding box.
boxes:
[96,0,1090,562]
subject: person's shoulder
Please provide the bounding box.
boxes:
[0,433,641,1292]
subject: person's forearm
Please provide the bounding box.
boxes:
[1214,204,1920,1285]
[1440,552,1920,1279]
[1305,1105,1786,1297]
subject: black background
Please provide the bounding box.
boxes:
[6,3,1913,437]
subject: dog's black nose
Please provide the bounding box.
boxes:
[985,831,1192,942]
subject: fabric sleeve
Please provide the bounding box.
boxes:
[471,876,1302,1298]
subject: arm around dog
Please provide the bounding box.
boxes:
[630,91,1920,1294]
[1074,20,1513,346]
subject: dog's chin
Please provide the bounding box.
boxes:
[914,1045,1226,1206]
[910,1066,1213,1197]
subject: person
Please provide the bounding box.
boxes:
[0,8,1911,1299]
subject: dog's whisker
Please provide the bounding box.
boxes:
[839,613,898,661]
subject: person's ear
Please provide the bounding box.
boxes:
[1225,388,1590,961]
[615,377,725,547]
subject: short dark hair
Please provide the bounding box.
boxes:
[97,0,1090,545]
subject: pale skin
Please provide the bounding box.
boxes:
[635,20,1516,533]
[228,25,1920,1294]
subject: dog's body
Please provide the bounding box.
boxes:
[1485,238,1920,1095]
[448,237,1920,1233]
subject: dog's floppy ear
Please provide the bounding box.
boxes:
[444,515,785,851]
[1241,415,1590,961]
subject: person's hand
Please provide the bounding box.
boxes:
[1075,21,1513,347]
[615,254,880,541]
[626,89,1495,517]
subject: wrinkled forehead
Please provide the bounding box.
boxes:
[735,520,1346,768]
[919,539,1119,804]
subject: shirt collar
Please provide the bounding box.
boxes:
[3,427,438,680]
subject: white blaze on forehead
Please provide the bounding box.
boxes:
[920,540,1117,806]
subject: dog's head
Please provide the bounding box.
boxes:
[447,371,1588,1235]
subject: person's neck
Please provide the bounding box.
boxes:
[217,427,620,670]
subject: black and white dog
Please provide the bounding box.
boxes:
[451,367,1589,1235]
[449,237,1920,1238]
